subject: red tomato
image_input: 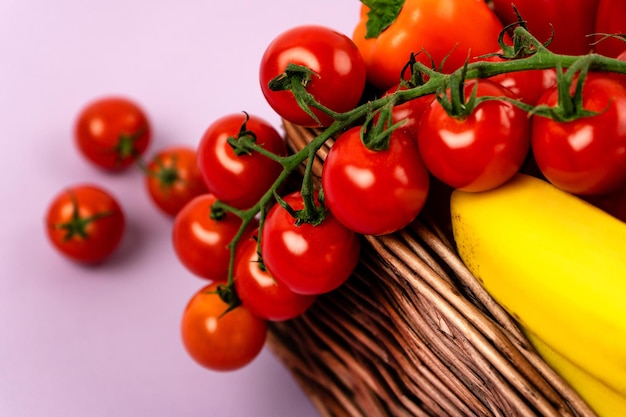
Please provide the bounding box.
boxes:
[259,25,367,127]
[321,126,430,236]
[234,231,317,321]
[172,193,251,281]
[181,282,267,372]
[75,96,151,171]
[492,0,599,55]
[531,74,626,195]
[485,54,557,105]
[594,0,626,58]
[417,79,531,192]
[261,191,361,295]
[383,84,434,140]
[197,113,286,209]
[144,146,208,217]
[352,0,504,91]
[45,184,125,263]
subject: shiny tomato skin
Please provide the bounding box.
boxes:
[197,113,286,210]
[384,84,434,140]
[45,184,125,263]
[531,74,626,196]
[234,231,317,321]
[75,96,150,171]
[144,146,208,217]
[353,0,504,91]
[593,0,626,58]
[322,126,430,236]
[181,282,267,372]
[172,194,249,281]
[417,79,531,192]
[492,0,599,55]
[261,192,360,295]
[486,54,557,105]
[259,25,367,127]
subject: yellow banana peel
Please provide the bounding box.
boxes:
[450,173,626,396]
[525,330,626,417]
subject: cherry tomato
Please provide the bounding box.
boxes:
[593,0,626,58]
[492,0,599,55]
[172,193,251,281]
[197,113,286,209]
[531,74,626,195]
[234,231,317,321]
[417,79,531,192]
[486,53,557,105]
[259,25,367,127]
[383,84,434,140]
[352,0,504,91]
[180,282,267,372]
[321,126,430,236]
[75,96,151,171]
[261,191,360,295]
[45,184,125,263]
[144,146,208,217]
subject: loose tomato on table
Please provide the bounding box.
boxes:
[352,0,505,92]
[234,231,317,321]
[172,193,252,281]
[321,126,430,236]
[491,0,599,55]
[260,191,361,295]
[531,73,626,196]
[75,96,150,171]
[259,25,367,127]
[417,79,531,192]
[180,282,267,372]
[144,146,208,217]
[196,113,286,210]
[45,184,125,263]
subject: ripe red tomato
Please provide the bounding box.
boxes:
[144,146,208,217]
[352,0,504,91]
[383,84,434,140]
[197,113,286,209]
[321,126,430,236]
[492,0,599,55]
[234,231,317,321]
[261,191,361,295]
[172,193,251,281]
[180,282,267,372]
[485,54,557,105]
[259,25,367,127]
[45,184,125,263]
[75,96,151,171]
[531,74,626,195]
[593,0,626,58]
[417,79,531,192]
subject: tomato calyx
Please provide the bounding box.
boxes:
[225,112,259,157]
[114,128,146,165]
[531,57,603,123]
[52,191,113,242]
[360,0,405,39]
[213,282,242,316]
[268,63,325,126]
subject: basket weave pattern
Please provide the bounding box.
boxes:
[267,121,595,417]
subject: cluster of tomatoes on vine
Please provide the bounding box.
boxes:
[45,0,626,373]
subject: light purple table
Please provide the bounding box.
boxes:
[0,1,360,415]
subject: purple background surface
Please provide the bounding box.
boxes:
[0,1,360,416]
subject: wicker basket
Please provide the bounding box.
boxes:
[266,120,596,417]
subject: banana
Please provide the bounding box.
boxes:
[450,173,626,397]
[524,329,626,417]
